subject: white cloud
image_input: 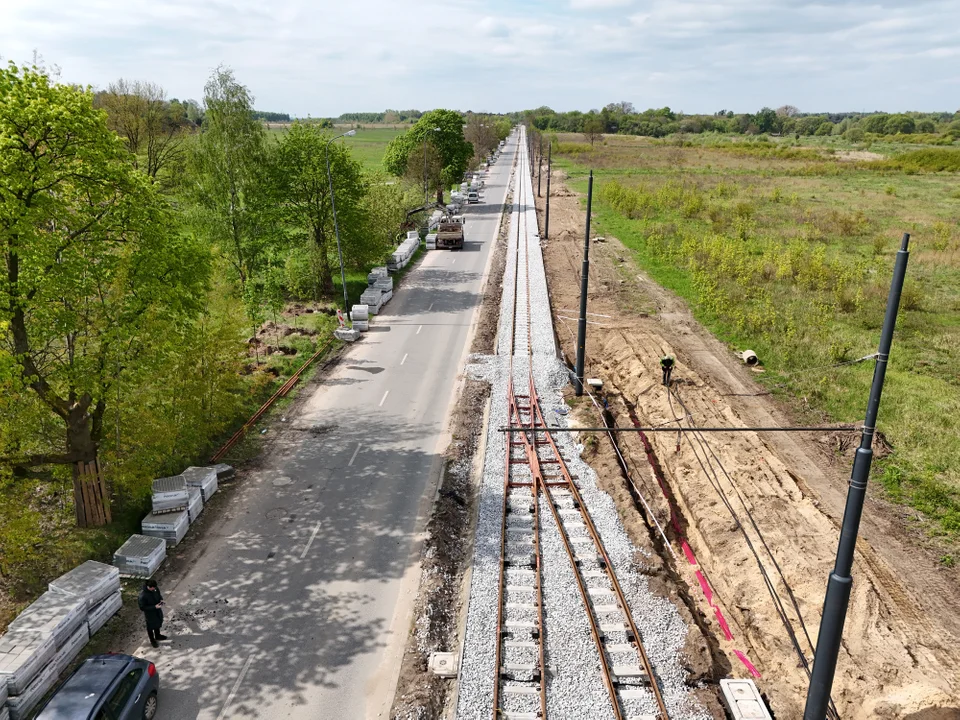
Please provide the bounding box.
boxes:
[1,0,958,114]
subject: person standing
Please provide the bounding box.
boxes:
[138,579,168,648]
[660,355,675,387]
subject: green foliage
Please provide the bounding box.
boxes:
[815,121,835,136]
[0,62,209,474]
[880,148,960,173]
[189,66,277,289]
[383,110,474,197]
[272,121,373,297]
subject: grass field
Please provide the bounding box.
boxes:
[265,125,404,172]
[553,133,960,544]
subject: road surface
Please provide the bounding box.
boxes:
[131,136,517,719]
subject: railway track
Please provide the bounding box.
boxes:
[491,128,670,720]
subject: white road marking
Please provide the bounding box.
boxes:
[428,302,434,311]
[452,259,456,265]
[416,325,423,335]
[348,442,361,466]
[216,653,255,720]
[379,390,390,407]
[300,522,322,559]
[401,353,408,365]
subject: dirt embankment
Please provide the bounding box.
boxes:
[537,168,960,718]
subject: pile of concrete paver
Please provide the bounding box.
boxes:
[0,463,233,718]
[0,561,121,719]
[345,234,423,341]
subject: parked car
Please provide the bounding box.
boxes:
[36,653,159,720]
[467,191,480,204]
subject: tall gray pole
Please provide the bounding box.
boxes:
[537,135,543,197]
[574,171,593,396]
[544,144,552,240]
[803,232,911,720]
[325,133,352,318]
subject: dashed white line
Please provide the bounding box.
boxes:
[216,653,255,720]
[300,522,322,559]
[452,259,457,265]
[428,302,434,311]
[348,442,361,466]
[416,325,423,335]
[401,353,408,365]
[379,390,390,407]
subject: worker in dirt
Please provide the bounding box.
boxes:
[138,579,168,648]
[660,355,675,387]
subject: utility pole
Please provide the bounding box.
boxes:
[803,233,911,720]
[574,171,593,396]
[544,144,552,240]
[537,135,543,197]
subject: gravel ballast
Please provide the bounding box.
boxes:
[456,129,709,720]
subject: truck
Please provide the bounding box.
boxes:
[436,215,465,249]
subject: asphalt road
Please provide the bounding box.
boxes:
[129,135,517,720]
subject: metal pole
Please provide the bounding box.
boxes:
[574,170,593,396]
[803,233,911,720]
[326,133,352,318]
[537,135,543,197]
[545,144,552,240]
[423,136,428,206]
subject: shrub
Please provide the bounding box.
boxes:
[844,127,865,142]
[899,280,925,311]
[881,148,960,173]
[815,122,834,136]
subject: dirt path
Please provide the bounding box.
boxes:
[536,169,960,719]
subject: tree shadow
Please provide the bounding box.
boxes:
[131,408,445,718]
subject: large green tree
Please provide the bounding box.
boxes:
[384,110,473,202]
[0,63,207,518]
[273,122,372,297]
[189,67,276,290]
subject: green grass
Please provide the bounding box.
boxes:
[554,132,960,541]
[265,125,403,173]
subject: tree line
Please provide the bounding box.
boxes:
[522,103,960,143]
[0,62,460,540]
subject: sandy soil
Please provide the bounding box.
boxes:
[536,168,960,719]
[835,150,885,162]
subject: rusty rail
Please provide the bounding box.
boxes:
[210,339,334,463]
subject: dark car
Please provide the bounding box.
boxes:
[35,653,159,720]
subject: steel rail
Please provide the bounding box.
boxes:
[493,134,548,720]
[531,386,671,719]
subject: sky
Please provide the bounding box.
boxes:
[2,0,958,117]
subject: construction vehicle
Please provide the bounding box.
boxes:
[436,215,465,250]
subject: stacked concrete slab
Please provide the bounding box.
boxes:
[151,474,189,514]
[87,592,123,637]
[142,510,188,547]
[187,486,204,524]
[182,466,218,503]
[114,534,166,578]
[360,289,383,315]
[426,233,438,250]
[49,560,121,611]
[211,463,234,481]
[1,588,87,719]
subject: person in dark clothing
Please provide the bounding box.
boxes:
[138,580,167,648]
[660,355,675,387]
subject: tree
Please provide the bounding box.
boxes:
[0,63,207,524]
[384,110,473,202]
[815,121,834,136]
[97,79,189,179]
[189,67,276,290]
[273,122,370,297]
[583,114,605,146]
[776,105,800,117]
[884,114,915,135]
[754,107,778,134]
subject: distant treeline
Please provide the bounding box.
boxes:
[519,103,960,142]
[253,111,291,122]
[338,109,423,123]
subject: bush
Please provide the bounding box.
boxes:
[844,127,865,142]
[886,148,960,172]
[815,122,834,136]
